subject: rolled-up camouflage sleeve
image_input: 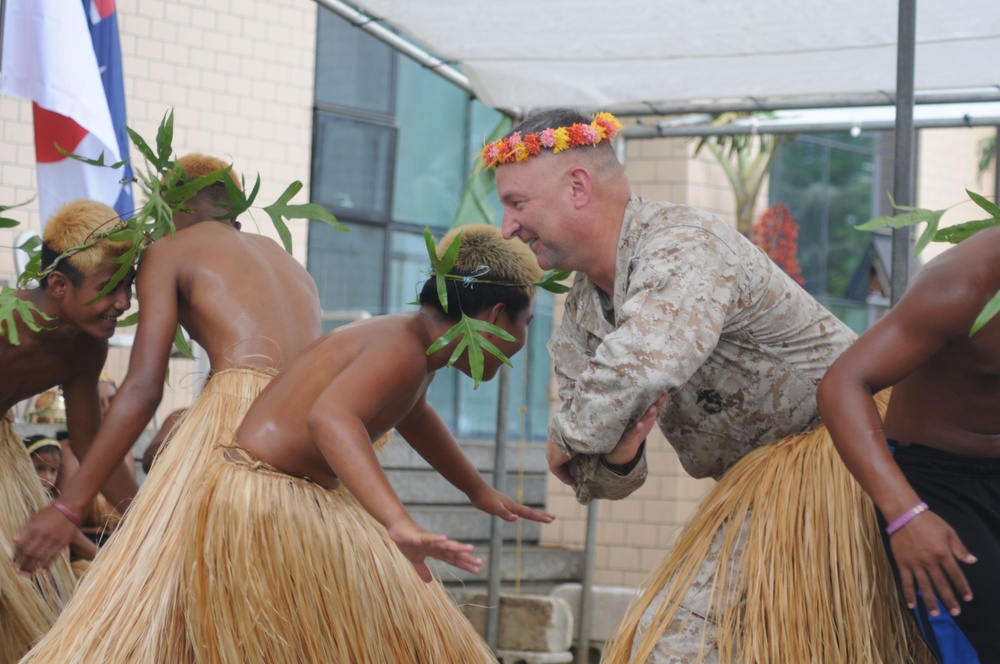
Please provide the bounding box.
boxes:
[549,227,741,501]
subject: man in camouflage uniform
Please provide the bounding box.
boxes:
[490,108,928,663]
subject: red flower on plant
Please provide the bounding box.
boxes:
[753,203,805,286]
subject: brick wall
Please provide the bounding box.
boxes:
[0,0,317,429]
[917,127,996,262]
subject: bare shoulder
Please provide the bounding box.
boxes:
[916,231,1000,300]
[895,233,1000,335]
[344,315,431,383]
[139,229,191,269]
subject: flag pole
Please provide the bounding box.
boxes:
[0,0,7,78]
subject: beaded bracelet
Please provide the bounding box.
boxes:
[51,498,83,528]
[886,502,929,536]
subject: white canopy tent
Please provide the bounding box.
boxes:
[322,0,1000,114]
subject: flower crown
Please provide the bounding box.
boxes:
[481,112,623,168]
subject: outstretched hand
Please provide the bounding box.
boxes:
[889,511,976,617]
[604,395,668,466]
[469,486,555,524]
[12,505,77,575]
[386,518,482,582]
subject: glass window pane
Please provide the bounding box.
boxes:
[453,290,554,441]
[458,369,499,438]
[391,57,468,227]
[312,111,395,220]
[426,366,458,432]
[521,290,554,440]
[388,229,432,314]
[460,102,508,225]
[308,220,384,328]
[314,9,393,115]
[768,134,876,303]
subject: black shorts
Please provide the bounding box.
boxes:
[881,443,1000,663]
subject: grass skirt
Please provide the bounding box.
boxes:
[183,448,496,663]
[0,413,75,663]
[22,368,275,663]
[602,391,934,664]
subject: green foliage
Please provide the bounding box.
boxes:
[420,227,570,387]
[0,197,33,229]
[854,193,946,256]
[263,181,348,254]
[4,108,345,356]
[425,227,464,314]
[858,188,1000,335]
[172,324,194,360]
[972,289,1000,336]
[425,314,515,389]
[536,270,572,294]
[0,286,53,345]
[695,112,790,236]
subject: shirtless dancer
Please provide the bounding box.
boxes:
[820,225,1000,663]
[1,199,132,662]
[15,154,323,663]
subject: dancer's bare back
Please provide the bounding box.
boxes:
[137,220,321,372]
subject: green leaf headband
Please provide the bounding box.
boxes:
[422,226,571,387]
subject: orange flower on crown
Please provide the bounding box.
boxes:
[480,112,623,167]
[523,133,542,158]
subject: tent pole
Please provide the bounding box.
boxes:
[620,115,1000,139]
[890,0,917,306]
[574,501,599,664]
[994,126,999,206]
[486,364,511,653]
[0,0,6,77]
[601,90,1000,119]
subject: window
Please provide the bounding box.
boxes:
[309,8,552,440]
[768,132,894,332]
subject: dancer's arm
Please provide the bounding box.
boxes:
[61,359,138,508]
[308,354,481,581]
[14,252,176,572]
[818,275,976,618]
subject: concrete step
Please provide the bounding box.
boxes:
[379,437,549,473]
[387,467,547,505]
[410,504,542,542]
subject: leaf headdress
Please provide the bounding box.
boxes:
[421,226,570,387]
[3,109,347,352]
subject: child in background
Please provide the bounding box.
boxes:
[22,435,98,569]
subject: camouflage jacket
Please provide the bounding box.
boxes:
[549,196,855,503]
